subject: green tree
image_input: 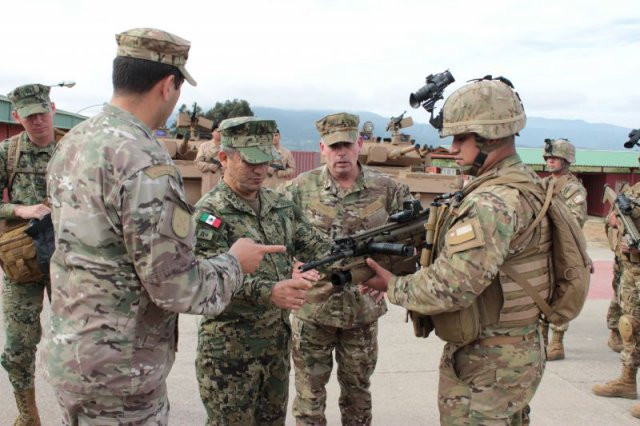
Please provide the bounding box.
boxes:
[204,99,253,126]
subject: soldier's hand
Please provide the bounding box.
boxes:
[228,238,286,274]
[271,278,312,310]
[292,261,321,282]
[14,203,51,220]
[360,287,386,303]
[208,163,220,173]
[607,211,619,229]
[360,258,392,293]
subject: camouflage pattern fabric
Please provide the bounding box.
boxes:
[116,27,197,86]
[193,180,330,424]
[45,104,244,398]
[56,383,169,425]
[543,138,576,164]
[270,145,296,176]
[315,112,359,146]
[194,141,223,194]
[219,116,277,164]
[438,334,544,424]
[608,256,623,330]
[282,165,411,425]
[196,345,290,425]
[7,84,51,118]
[387,155,547,423]
[543,172,587,333]
[0,131,53,391]
[291,317,378,425]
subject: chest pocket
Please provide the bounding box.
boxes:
[361,199,388,228]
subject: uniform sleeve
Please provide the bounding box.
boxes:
[387,182,414,214]
[120,166,243,315]
[562,182,587,228]
[0,139,19,218]
[194,143,218,173]
[387,191,517,315]
[285,149,296,176]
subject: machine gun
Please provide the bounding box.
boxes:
[603,184,640,249]
[300,200,429,286]
[386,111,414,144]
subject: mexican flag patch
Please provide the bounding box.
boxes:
[200,213,222,228]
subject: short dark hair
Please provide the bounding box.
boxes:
[112,56,184,94]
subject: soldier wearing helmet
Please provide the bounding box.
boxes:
[541,138,587,362]
[593,132,640,419]
[361,77,550,424]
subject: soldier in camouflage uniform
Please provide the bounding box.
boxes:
[193,116,331,425]
[1,83,60,426]
[281,112,412,425]
[606,216,624,353]
[195,124,224,194]
[593,156,640,419]
[541,138,588,360]
[45,28,281,425]
[362,78,550,424]
[265,128,296,187]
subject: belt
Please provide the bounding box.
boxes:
[474,331,537,346]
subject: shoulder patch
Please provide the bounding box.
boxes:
[144,165,178,180]
[171,205,191,239]
[199,212,222,228]
[573,193,585,204]
[445,217,485,255]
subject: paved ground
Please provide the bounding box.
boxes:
[2,222,639,425]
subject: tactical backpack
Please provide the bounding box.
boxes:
[500,177,591,327]
[0,134,43,283]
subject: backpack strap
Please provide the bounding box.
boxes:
[500,263,554,318]
[6,134,22,197]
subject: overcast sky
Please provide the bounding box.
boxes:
[2,0,639,129]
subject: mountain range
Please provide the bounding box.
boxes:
[251,106,633,152]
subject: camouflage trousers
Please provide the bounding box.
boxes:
[1,276,49,391]
[55,384,169,425]
[291,317,377,426]
[607,256,623,330]
[196,342,291,426]
[438,333,545,425]
[619,258,640,368]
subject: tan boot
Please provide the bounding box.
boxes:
[13,387,41,426]
[547,331,565,361]
[631,402,640,419]
[608,329,624,353]
[592,366,637,399]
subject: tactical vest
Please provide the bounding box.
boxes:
[423,167,552,344]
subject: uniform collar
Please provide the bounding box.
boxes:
[321,162,368,194]
[218,180,282,216]
[19,131,56,154]
[103,104,155,142]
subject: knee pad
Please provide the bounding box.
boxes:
[619,315,640,346]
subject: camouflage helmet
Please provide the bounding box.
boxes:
[439,79,526,140]
[543,138,575,164]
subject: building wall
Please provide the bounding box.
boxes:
[291,151,320,177]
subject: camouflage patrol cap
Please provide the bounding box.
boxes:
[544,138,576,164]
[7,84,51,118]
[219,116,277,164]
[116,28,197,86]
[439,79,526,139]
[316,113,359,146]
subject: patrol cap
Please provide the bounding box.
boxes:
[219,116,277,164]
[116,28,197,86]
[316,113,359,146]
[7,84,51,118]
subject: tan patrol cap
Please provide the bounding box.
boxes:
[116,28,197,86]
[315,113,359,146]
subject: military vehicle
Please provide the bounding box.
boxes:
[357,113,462,206]
[158,103,214,205]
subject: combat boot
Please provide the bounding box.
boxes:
[608,329,624,353]
[546,331,565,361]
[631,402,640,419]
[13,387,41,426]
[592,366,637,399]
